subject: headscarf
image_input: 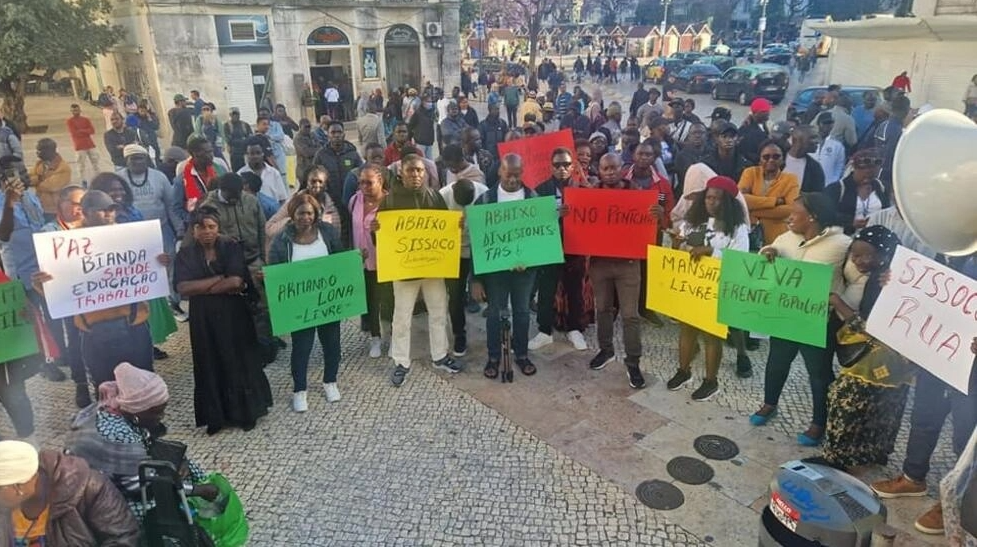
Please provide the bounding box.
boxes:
[98,362,169,415]
[671,163,749,230]
[0,441,39,486]
[854,225,900,264]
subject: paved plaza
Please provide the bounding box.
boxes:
[4,70,955,545]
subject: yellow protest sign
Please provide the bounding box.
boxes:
[645,245,728,338]
[376,209,463,282]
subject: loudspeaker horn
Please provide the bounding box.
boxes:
[892,108,977,256]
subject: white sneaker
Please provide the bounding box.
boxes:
[567,330,588,350]
[369,337,382,358]
[324,383,341,403]
[528,332,553,350]
[292,391,308,412]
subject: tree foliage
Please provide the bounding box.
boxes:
[584,0,634,25]
[634,1,667,25]
[0,0,123,129]
[459,0,480,31]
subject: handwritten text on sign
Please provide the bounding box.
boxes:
[496,128,575,189]
[717,249,833,347]
[33,221,168,319]
[263,251,368,336]
[866,246,977,394]
[467,197,564,275]
[376,210,462,282]
[562,188,659,259]
[0,281,39,362]
[646,246,728,338]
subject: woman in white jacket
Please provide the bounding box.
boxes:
[749,192,851,447]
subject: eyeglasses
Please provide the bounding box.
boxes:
[760,154,783,161]
[552,162,572,168]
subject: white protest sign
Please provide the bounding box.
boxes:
[867,246,976,394]
[33,220,169,319]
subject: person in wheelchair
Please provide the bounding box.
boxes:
[65,362,218,521]
[0,439,141,546]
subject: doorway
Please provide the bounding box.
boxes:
[308,51,354,121]
[384,25,422,91]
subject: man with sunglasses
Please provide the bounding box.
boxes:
[529,148,589,352]
[703,122,750,181]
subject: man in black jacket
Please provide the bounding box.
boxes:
[629,82,648,118]
[737,98,771,164]
[408,93,437,159]
[703,122,751,181]
[313,121,363,208]
[478,103,508,160]
[784,124,826,193]
[470,154,541,379]
[378,155,461,387]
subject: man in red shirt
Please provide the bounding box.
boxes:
[65,103,101,181]
[383,122,419,166]
[891,71,912,93]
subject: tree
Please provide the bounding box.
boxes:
[587,0,635,25]
[0,0,123,131]
[634,1,666,25]
[459,0,479,30]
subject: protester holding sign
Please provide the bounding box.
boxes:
[0,270,37,440]
[529,147,590,352]
[738,140,800,247]
[820,226,915,468]
[575,153,658,389]
[174,206,272,435]
[32,190,164,389]
[266,165,344,251]
[870,254,977,535]
[267,194,346,412]
[750,193,850,446]
[376,155,461,387]
[471,154,540,378]
[350,165,394,359]
[666,176,750,400]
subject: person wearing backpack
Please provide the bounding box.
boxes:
[503,82,521,128]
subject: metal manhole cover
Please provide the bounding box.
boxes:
[666,456,715,485]
[693,435,740,460]
[635,479,685,510]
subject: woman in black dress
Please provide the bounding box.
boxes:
[174,206,272,435]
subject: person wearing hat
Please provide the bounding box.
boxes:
[541,102,559,133]
[784,123,827,194]
[117,145,177,238]
[769,120,795,151]
[823,148,889,235]
[587,131,609,170]
[703,121,750,181]
[103,111,138,168]
[667,175,751,400]
[0,440,141,546]
[666,98,692,144]
[709,106,732,123]
[32,189,166,391]
[167,93,195,149]
[518,90,543,125]
[29,138,72,221]
[737,98,772,164]
[223,107,253,172]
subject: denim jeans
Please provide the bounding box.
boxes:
[589,259,642,362]
[80,320,153,388]
[290,322,341,391]
[763,334,835,428]
[902,365,977,482]
[485,269,536,361]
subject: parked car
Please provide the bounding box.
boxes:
[730,40,757,57]
[787,85,883,121]
[669,51,707,65]
[711,64,790,105]
[665,64,723,93]
[644,58,686,83]
[698,55,736,72]
[761,45,794,65]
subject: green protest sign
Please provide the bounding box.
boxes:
[466,196,564,275]
[0,281,39,363]
[717,249,834,347]
[262,250,368,336]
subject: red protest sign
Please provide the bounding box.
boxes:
[496,128,575,188]
[562,188,659,259]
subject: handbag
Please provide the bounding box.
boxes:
[187,473,249,547]
[748,222,765,252]
[835,322,915,387]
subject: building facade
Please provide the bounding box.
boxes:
[83,0,461,135]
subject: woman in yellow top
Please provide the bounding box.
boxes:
[738,140,800,246]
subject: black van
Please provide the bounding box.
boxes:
[711,63,790,105]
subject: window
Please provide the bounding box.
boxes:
[229,21,256,42]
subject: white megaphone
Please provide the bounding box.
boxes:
[892,108,977,256]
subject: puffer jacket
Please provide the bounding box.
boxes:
[0,451,140,547]
[199,189,266,263]
[267,221,345,266]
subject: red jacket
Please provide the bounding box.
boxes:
[66,115,96,151]
[891,74,911,93]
